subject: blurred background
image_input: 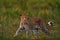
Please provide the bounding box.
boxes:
[0,0,60,40]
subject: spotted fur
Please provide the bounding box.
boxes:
[14,13,50,38]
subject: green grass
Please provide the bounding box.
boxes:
[0,0,60,40]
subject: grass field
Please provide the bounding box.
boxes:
[0,0,60,40]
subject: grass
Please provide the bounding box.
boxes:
[0,0,60,40]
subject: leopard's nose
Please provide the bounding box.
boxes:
[24,18,26,20]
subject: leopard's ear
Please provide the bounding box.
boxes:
[19,14,22,16]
